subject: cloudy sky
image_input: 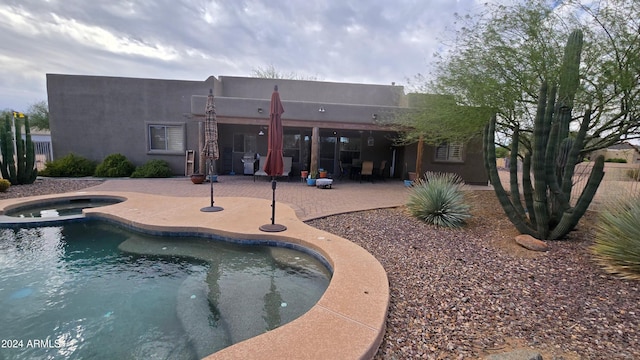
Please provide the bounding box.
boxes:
[0,0,491,112]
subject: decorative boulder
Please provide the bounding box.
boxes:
[515,234,549,252]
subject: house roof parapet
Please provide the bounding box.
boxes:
[190,95,401,127]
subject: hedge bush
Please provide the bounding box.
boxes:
[130,160,173,178]
[40,153,97,177]
[94,154,136,177]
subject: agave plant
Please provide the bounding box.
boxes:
[591,196,640,280]
[406,171,470,228]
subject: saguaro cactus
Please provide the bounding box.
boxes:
[483,30,605,240]
[0,114,38,185]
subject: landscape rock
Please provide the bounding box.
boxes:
[515,234,549,252]
[485,349,543,360]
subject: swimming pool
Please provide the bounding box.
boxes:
[0,220,330,359]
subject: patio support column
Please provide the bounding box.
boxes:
[415,134,424,179]
[310,127,320,176]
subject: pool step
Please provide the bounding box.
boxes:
[177,272,231,358]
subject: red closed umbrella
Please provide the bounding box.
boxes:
[263,86,285,177]
[259,85,287,232]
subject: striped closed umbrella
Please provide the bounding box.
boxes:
[201,89,223,212]
[203,89,219,161]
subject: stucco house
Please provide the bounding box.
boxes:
[46,74,488,185]
[590,142,640,164]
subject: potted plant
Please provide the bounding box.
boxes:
[190,173,205,184]
[318,168,328,178]
[306,171,317,186]
[309,160,318,186]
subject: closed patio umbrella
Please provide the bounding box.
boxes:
[259,85,287,232]
[201,89,223,212]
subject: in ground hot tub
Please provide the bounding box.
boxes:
[0,196,124,225]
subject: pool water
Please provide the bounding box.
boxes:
[0,221,330,359]
[5,198,121,218]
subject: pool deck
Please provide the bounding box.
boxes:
[0,175,491,359]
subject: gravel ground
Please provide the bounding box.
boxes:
[0,177,103,200]
[309,192,640,360]
[2,178,638,359]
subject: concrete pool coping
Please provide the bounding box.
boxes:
[0,191,389,359]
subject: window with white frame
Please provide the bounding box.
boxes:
[435,142,463,162]
[148,124,185,152]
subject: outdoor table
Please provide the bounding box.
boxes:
[316,178,333,189]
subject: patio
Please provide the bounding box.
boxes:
[86,175,433,221]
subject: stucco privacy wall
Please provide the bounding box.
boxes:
[47,74,214,173]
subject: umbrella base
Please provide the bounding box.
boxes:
[259,223,287,232]
[200,206,224,212]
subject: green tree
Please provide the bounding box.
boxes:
[0,101,49,130]
[426,0,640,153]
[26,100,49,130]
[417,0,639,239]
[251,64,320,81]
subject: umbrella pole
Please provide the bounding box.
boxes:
[259,176,287,232]
[210,159,214,207]
[201,159,223,212]
[270,178,276,224]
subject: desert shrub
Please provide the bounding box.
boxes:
[627,168,639,181]
[0,179,10,192]
[94,153,136,177]
[40,153,97,177]
[604,158,627,163]
[130,160,173,178]
[495,146,509,159]
[406,171,471,228]
[591,195,640,280]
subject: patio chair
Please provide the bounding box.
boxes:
[282,157,292,181]
[359,161,374,183]
[253,156,267,181]
[338,162,348,180]
[254,156,292,181]
[376,160,387,181]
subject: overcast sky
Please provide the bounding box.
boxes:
[0,0,491,112]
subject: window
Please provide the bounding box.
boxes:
[339,136,361,164]
[435,142,463,162]
[283,133,301,162]
[148,124,185,153]
[233,133,257,153]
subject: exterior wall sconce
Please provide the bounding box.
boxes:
[372,113,378,120]
[258,126,266,136]
[257,108,263,114]
[318,107,325,113]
